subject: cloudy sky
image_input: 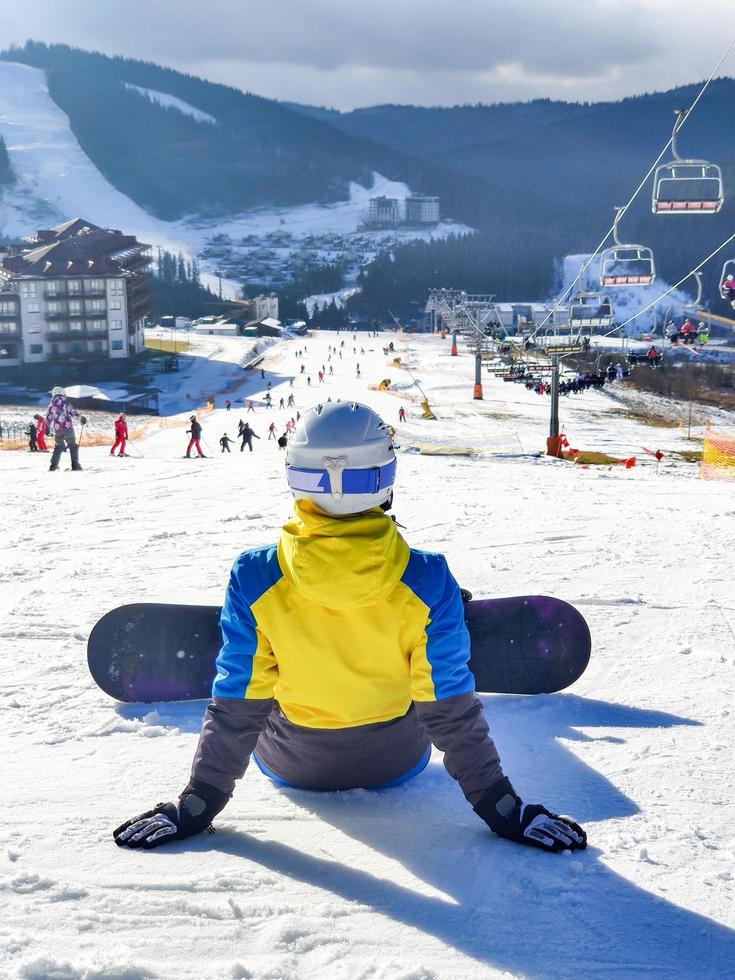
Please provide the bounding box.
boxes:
[0,0,732,110]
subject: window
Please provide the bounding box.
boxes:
[86,299,106,312]
[92,341,105,352]
[68,300,82,315]
[51,344,60,355]
[111,340,124,351]
[0,322,18,333]
[0,301,18,314]
[88,320,107,333]
[67,280,81,294]
[69,323,83,333]
[109,299,122,310]
[46,301,59,314]
[27,303,40,314]
[30,344,43,354]
[110,320,123,331]
[20,282,37,299]
[71,342,84,353]
[87,279,104,291]
[109,279,125,296]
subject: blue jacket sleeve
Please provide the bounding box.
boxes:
[212,549,280,700]
[402,550,476,702]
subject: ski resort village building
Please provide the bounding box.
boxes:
[0,218,152,381]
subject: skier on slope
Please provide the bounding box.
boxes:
[185,416,205,458]
[110,413,129,457]
[239,423,259,453]
[114,402,587,854]
[34,414,48,452]
[45,387,86,472]
[220,433,235,453]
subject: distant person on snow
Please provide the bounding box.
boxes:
[220,433,235,453]
[111,413,129,457]
[247,400,255,413]
[114,402,587,855]
[225,399,232,412]
[398,407,407,423]
[27,419,38,452]
[277,432,288,449]
[268,422,277,440]
[45,387,85,472]
[34,414,48,452]
[185,416,205,458]
[240,423,259,453]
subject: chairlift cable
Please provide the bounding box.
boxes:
[596,228,735,339]
[530,36,735,341]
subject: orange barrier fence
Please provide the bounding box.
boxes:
[700,430,735,480]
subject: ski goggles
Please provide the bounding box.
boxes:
[286,457,396,497]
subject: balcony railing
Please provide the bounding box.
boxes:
[0,310,20,320]
[48,327,108,340]
[47,349,108,362]
[44,289,67,300]
[83,288,106,298]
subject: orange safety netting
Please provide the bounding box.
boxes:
[700,431,735,481]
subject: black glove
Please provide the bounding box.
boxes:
[80,416,88,425]
[474,777,586,853]
[113,779,229,849]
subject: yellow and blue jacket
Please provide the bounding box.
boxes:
[213,500,476,729]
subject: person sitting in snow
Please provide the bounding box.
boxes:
[113,402,587,855]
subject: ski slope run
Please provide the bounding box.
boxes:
[1,331,734,978]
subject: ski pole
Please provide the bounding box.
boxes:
[78,422,86,446]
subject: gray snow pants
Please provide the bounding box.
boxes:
[50,430,80,470]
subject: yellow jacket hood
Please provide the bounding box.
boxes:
[277,500,410,610]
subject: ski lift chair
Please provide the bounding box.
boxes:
[569,292,613,328]
[600,207,656,287]
[652,110,723,214]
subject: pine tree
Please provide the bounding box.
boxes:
[0,135,14,185]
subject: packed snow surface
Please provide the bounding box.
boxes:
[123,83,217,125]
[2,330,734,979]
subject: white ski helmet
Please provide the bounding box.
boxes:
[286,401,396,516]
[51,386,65,397]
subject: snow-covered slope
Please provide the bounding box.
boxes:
[123,83,217,125]
[2,331,734,979]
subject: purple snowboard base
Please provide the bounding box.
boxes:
[87,597,590,702]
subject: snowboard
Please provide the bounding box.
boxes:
[87,596,590,703]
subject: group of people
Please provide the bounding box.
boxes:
[665,319,708,347]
